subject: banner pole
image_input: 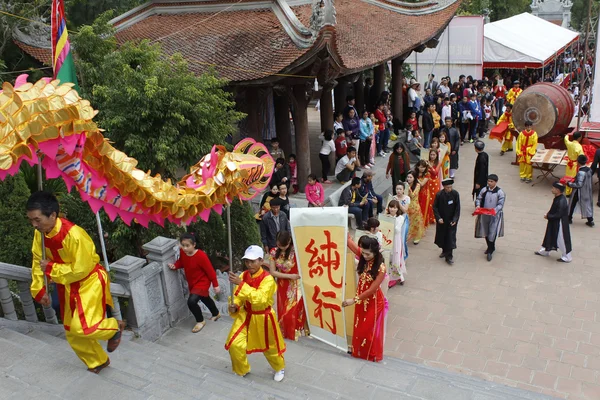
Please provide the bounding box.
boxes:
[95,211,123,320]
[227,204,234,306]
[36,159,58,324]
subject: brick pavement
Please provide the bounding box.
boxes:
[382,133,600,399]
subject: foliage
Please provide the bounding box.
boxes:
[571,0,599,32]
[0,172,33,267]
[224,200,262,270]
[72,13,244,179]
[65,0,145,29]
[457,0,531,21]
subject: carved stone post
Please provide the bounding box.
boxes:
[16,281,38,322]
[0,278,17,320]
[143,236,189,325]
[274,91,293,156]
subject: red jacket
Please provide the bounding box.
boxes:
[174,249,219,296]
[374,109,387,131]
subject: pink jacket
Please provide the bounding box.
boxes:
[305,182,325,205]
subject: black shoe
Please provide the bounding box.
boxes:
[439,252,446,258]
[484,249,489,254]
[445,258,454,265]
[569,219,573,224]
[586,221,595,227]
[597,202,600,208]
[487,253,493,262]
[355,167,362,172]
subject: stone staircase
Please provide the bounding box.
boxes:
[0,316,559,400]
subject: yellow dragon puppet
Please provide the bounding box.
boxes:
[0,76,274,226]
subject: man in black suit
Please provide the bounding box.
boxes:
[260,197,290,253]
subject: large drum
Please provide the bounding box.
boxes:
[512,83,575,138]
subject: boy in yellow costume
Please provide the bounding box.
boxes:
[27,192,125,373]
[516,121,538,183]
[506,80,522,105]
[496,103,516,155]
[564,131,584,196]
[226,245,286,381]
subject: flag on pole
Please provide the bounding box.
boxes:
[51,0,79,91]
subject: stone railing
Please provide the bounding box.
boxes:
[0,236,227,342]
[0,261,129,327]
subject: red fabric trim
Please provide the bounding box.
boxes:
[69,264,111,335]
[45,219,75,264]
[234,281,245,296]
[33,287,46,303]
[44,261,54,277]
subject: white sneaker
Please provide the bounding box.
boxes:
[274,369,285,382]
[364,165,371,169]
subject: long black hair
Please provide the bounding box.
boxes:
[357,236,384,280]
[275,230,293,260]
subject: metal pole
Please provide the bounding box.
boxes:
[36,160,58,324]
[226,205,234,306]
[577,0,592,131]
[95,211,122,320]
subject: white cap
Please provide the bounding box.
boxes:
[242,245,264,260]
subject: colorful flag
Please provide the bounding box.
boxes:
[51,0,79,91]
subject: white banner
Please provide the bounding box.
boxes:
[289,207,349,351]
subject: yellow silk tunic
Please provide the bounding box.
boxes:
[31,218,113,333]
[564,135,583,170]
[506,88,522,105]
[225,269,286,355]
[516,130,538,164]
[496,111,515,140]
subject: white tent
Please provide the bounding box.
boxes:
[484,13,579,69]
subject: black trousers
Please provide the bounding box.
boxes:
[319,153,330,182]
[443,248,454,260]
[188,294,219,323]
[569,191,594,222]
[485,238,496,254]
[358,139,371,166]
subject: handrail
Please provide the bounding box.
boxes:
[0,262,33,282]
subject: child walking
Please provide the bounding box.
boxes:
[342,236,388,362]
[226,245,286,381]
[168,233,221,333]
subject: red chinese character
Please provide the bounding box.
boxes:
[304,230,342,288]
[312,285,341,334]
[381,230,392,246]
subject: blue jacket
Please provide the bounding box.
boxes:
[358,177,377,200]
[469,100,483,119]
[359,118,373,141]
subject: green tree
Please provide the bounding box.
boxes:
[458,0,531,21]
[65,0,145,29]
[72,13,244,179]
[225,200,262,270]
[571,0,599,32]
[0,173,33,266]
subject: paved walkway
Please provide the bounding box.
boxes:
[296,109,600,399]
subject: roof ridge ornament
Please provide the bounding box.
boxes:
[309,0,336,33]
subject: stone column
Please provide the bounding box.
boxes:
[291,84,311,192]
[0,278,17,320]
[391,57,405,129]
[111,255,170,341]
[354,74,365,114]
[334,80,348,115]
[245,87,261,141]
[320,84,334,133]
[16,281,38,322]
[274,92,293,156]
[373,64,386,100]
[143,236,189,326]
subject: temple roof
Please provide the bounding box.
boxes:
[111,0,460,83]
[13,0,460,83]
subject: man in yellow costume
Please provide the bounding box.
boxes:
[27,191,125,373]
[226,245,286,381]
[564,131,584,196]
[516,121,538,183]
[496,103,517,155]
[506,80,522,105]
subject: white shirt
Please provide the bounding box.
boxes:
[441,104,451,122]
[440,85,450,95]
[408,88,418,107]
[335,155,355,175]
[318,133,336,155]
[334,121,344,133]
